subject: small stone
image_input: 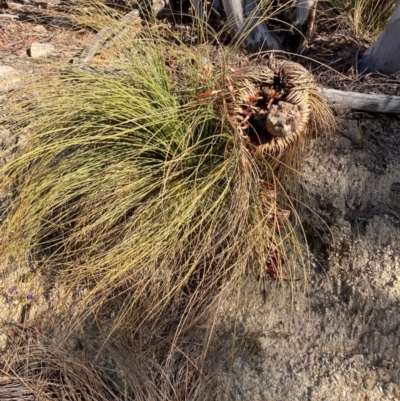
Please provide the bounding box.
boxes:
[29,42,55,58]
[363,370,378,390]
[0,65,20,93]
[0,65,15,77]
[383,382,397,398]
[32,25,47,34]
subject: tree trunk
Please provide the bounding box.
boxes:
[221,0,280,51]
[358,0,400,75]
[296,0,315,26]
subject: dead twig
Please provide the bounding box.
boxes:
[0,13,18,18]
[76,0,165,68]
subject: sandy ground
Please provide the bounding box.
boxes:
[212,116,400,400]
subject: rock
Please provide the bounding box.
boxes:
[0,65,14,77]
[363,370,378,390]
[32,25,47,34]
[382,382,397,398]
[29,42,55,58]
[0,65,20,93]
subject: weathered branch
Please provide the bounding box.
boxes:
[76,9,140,67]
[76,0,165,68]
[318,87,400,114]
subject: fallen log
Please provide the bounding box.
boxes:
[318,87,400,114]
[0,377,34,401]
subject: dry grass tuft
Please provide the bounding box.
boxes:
[0,336,121,401]
[328,0,395,40]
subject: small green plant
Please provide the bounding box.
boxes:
[6,285,35,304]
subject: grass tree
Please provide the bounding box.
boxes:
[0,25,311,325]
[0,6,338,396]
